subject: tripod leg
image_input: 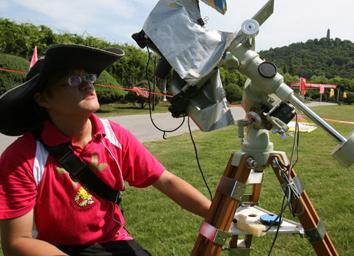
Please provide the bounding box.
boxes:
[229,171,264,253]
[192,153,252,256]
[270,153,339,256]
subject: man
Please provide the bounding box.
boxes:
[0,44,211,255]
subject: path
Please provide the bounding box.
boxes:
[0,106,245,154]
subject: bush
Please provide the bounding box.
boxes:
[95,70,127,104]
[0,53,29,94]
[343,91,354,104]
[224,83,243,103]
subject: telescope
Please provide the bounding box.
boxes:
[133,0,353,168]
[134,0,353,254]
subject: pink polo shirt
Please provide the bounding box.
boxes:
[0,114,165,246]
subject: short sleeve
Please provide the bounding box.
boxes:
[109,121,165,188]
[0,136,38,219]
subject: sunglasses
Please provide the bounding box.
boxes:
[67,74,97,87]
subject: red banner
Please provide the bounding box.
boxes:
[299,77,306,96]
[29,46,38,69]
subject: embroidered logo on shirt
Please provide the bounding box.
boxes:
[74,187,94,208]
[54,153,107,209]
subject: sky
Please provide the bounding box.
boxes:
[0,0,353,51]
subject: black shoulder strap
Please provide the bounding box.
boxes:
[35,133,121,205]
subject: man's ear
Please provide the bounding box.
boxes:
[33,92,50,108]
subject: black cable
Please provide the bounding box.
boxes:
[144,47,185,137]
[187,117,213,201]
[287,113,304,216]
[144,47,213,201]
[267,112,302,255]
[288,113,300,174]
[267,189,289,256]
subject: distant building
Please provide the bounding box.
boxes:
[327,29,331,39]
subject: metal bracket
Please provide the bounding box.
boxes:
[305,220,326,244]
[291,176,304,197]
[282,175,304,199]
[217,176,246,201]
[272,158,304,199]
[246,170,264,184]
[214,229,231,246]
[199,222,231,246]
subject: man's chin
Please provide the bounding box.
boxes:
[90,105,100,113]
[80,103,100,114]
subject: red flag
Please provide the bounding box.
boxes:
[299,77,307,96]
[29,46,38,69]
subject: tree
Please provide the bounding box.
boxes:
[1,17,353,104]
[283,73,299,85]
[260,37,354,80]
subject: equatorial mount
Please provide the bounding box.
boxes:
[223,0,354,167]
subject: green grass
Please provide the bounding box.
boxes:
[1,104,353,255]
[310,104,354,122]
[96,101,170,117]
[123,104,354,255]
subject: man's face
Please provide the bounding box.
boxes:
[36,69,100,118]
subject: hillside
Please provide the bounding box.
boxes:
[260,38,354,79]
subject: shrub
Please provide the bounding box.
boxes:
[0,53,29,94]
[95,70,127,104]
[224,83,243,103]
[343,91,354,105]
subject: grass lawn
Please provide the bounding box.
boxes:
[96,101,170,117]
[1,104,353,255]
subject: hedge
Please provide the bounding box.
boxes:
[95,70,127,104]
[224,83,243,103]
[343,91,354,104]
[0,53,29,94]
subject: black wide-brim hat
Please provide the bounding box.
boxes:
[0,44,124,136]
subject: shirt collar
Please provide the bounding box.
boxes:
[41,113,105,146]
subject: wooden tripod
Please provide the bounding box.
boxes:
[191,151,339,255]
